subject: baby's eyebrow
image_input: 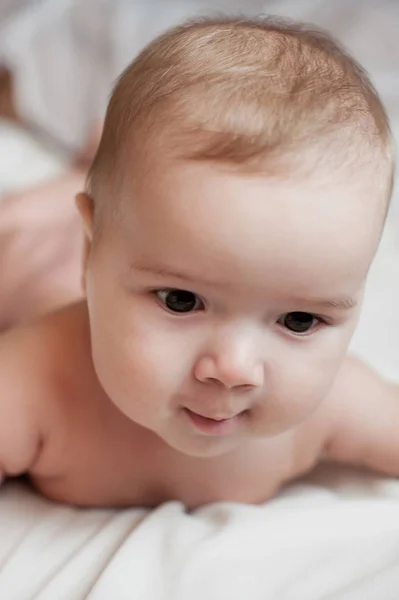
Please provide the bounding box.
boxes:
[300,296,358,311]
[130,262,222,287]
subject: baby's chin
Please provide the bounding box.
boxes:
[157,428,244,459]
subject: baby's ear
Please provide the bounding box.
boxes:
[75,192,94,241]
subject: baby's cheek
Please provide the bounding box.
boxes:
[121,323,187,394]
[269,355,338,424]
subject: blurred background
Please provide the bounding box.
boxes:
[0,0,398,375]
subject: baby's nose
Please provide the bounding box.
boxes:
[194,346,264,391]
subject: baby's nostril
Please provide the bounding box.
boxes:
[236,384,256,392]
[204,377,223,386]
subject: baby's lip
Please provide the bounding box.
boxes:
[184,407,245,421]
[183,408,248,436]
[181,392,250,422]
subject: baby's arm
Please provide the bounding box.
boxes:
[321,357,399,476]
[0,332,44,480]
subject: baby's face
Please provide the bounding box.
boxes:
[84,154,383,457]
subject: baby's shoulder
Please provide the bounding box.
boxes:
[0,315,54,399]
[0,301,88,382]
[0,302,92,432]
[0,301,95,476]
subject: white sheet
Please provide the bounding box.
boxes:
[2,466,399,599]
[0,1,399,598]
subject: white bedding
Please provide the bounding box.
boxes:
[2,466,399,599]
[0,1,399,598]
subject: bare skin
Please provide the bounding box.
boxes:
[0,156,397,510]
[0,171,84,329]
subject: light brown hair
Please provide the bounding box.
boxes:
[87,15,395,210]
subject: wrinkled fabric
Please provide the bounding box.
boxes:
[2,465,399,599]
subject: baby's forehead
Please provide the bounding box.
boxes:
[115,156,381,291]
[122,140,386,209]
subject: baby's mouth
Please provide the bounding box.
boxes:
[183,408,248,436]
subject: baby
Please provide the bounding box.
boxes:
[0,16,397,509]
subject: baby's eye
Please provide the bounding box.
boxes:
[155,289,204,314]
[278,312,321,334]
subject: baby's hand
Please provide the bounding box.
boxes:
[0,170,84,328]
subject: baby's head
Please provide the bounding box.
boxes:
[78,16,395,457]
